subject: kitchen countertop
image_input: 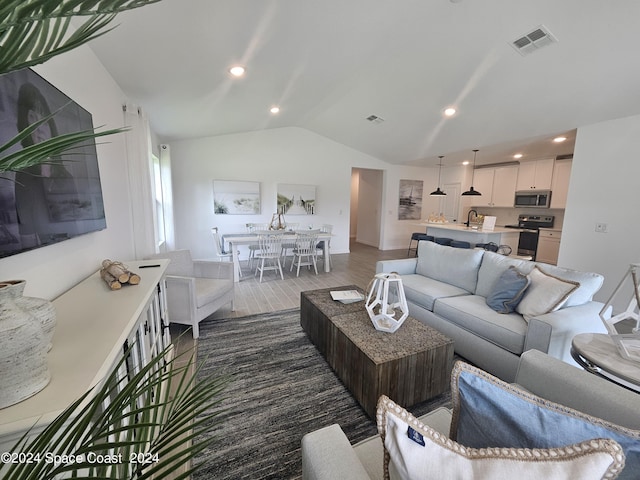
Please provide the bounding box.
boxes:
[415,223,523,234]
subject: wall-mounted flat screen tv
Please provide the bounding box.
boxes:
[0,68,107,258]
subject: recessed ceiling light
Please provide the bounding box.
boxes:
[270,106,280,114]
[513,153,523,159]
[229,65,246,77]
[462,160,470,166]
[444,107,457,117]
[553,136,567,143]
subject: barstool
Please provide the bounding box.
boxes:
[450,240,471,249]
[434,237,452,246]
[407,233,433,256]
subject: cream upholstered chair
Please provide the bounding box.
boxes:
[254,231,284,282]
[290,230,319,276]
[145,249,234,339]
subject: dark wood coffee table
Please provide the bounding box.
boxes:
[300,286,454,418]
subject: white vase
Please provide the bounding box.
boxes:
[2,280,56,351]
[0,281,52,409]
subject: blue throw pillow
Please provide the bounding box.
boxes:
[485,266,530,313]
[450,361,640,480]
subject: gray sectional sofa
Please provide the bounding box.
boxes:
[376,240,607,382]
[301,350,640,480]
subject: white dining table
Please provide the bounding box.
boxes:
[222,232,333,282]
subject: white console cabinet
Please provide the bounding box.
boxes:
[0,260,171,453]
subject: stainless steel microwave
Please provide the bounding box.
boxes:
[514,190,552,208]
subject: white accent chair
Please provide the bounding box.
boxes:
[290,231,319,276]
[145,249,234,339]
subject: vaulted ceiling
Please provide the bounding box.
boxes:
[87,0,640,167]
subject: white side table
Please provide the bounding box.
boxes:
[571,333,640,393]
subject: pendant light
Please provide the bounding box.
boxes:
[461,149,482,196]
[430,156,447,196]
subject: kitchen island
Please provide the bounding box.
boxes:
[418,223,521,254]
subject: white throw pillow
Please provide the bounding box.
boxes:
[376,395,624,480]
[516,266,579,320]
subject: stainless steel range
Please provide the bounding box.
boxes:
[504,215,554,259]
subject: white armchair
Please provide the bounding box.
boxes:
[145,249,234,339]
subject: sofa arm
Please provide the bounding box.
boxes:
[193,260,234,280]
[301,424,371,480]
[515,350,640,429]
[525,301,607,365]
[376,258,418,275]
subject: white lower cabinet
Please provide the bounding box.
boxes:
[537,229,562,265]
[0,260,171,455]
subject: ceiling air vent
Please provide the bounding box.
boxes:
[366,114,385,124]
[511,25,557,56]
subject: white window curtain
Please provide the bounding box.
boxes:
[123,103,156,259]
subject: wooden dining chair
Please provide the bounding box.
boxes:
[211,227,241,277]
[291,230,319,277]
[254,231,285,282]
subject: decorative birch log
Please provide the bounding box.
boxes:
[100,260,140,289]
[100,269,122,290]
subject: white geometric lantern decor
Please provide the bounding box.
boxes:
[365,272,409,333]
[599,263,640,362]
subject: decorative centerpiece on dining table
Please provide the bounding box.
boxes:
[365,272,409,333]
[269,213,287,230]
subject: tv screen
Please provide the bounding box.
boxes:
[0,68,107,258]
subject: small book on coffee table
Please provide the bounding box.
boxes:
[330,290,365,304]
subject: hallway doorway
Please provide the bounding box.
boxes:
[350,168,384,248]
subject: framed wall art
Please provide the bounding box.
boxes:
[213,180,261,215]
[398,179,423,220]
[277,183,316,215]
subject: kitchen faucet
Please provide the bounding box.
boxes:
[465,209,478,227]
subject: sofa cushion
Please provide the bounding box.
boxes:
[516,266,579,321]
[376,395,624,480]
[401,274,469,311]
[353,407,453,480]
[485,266,530,314]
[416,241,484,294]
[475,251,534,298]
[534,262,604,307]
[194,277,233,308]
[433,295,527,355]
[450,361,637,480]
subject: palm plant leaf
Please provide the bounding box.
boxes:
[0,0,163,74]
[1,342,228,480]
[0,0,163,176]
[0,102,128,174]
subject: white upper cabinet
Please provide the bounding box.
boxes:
[471,165,518,207]
[550,158,572,209]
[516,158,555,190]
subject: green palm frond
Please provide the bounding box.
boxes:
[0,0,163,176]
[0,101,128,174]
[1,342,227,480]
[0,0,163,74]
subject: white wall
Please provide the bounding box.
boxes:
[560,114,640,302]
[168,126,441,258]
[0,48,137,300]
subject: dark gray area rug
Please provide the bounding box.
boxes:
[192,308,452,480]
